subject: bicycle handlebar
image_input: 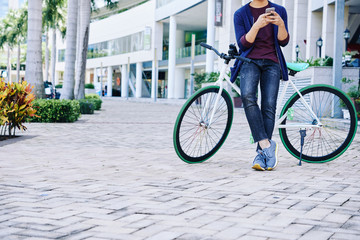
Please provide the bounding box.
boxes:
[200,42,212,50]
[200,42,222,57]
[200,42,251,63]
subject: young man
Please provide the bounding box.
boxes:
[230,0,289,171]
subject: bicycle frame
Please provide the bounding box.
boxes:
[202,61,323,129]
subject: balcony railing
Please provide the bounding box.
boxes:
[156,0,176,8]
[162,44,207,60]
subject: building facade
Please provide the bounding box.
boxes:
[55,0,360,99]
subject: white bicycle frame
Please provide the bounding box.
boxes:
[203,61,323,129]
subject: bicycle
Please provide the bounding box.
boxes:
[173,43,358,164]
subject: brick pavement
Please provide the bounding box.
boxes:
[0,97,359,240]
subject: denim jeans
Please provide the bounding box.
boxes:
[239,59,281,143]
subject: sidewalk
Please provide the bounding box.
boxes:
[0,98,359,240]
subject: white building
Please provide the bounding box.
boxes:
[55,0,360,99]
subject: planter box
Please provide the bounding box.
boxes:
[351,98,360,118]
[294,66,360,93]
[342,109,350,119]
[85,88,96,95]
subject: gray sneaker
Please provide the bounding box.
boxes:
[262,139,279,170]
[252,150,266,171]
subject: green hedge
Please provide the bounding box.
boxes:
[85,94,102,110]
[29,99,80,123]
[85,83,95,89]
[79,99,95,114]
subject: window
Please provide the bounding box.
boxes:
[87,30,148,59]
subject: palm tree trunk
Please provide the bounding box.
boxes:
[61,0,78,99]
[25,0,44,98]
[16,42,20,82]
[51,28,56,88]
[7,44,11,84]
[74,0,91,100]
[45,31,49,82]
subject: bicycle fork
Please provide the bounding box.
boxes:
[201,64,228,128]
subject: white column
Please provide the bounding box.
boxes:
[136,62,142,98]
[306,1,322,59]
[206,0,215,73]
[107,66,113,97]
[292,0,308,61]
[94,67,98,83]
[121,64,128,98]
[305,0,312,59]
[55,71,59,85]
[333,0,345,91]
[152,57,158,99]
[174,68,185,99]
[322,2,337,58]
[292,0,299,61]
[94,67,100,94]
[168,15,177,99]
[282,0,294,61]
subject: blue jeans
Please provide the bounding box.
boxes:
[239,59,281,143]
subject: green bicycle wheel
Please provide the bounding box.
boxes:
[173,86,234,163]
[279,84,357,162]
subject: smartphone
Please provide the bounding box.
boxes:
[265,7,275,16]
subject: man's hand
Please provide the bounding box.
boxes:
[253,13,272,30]
[265,11,285,27]
[266,11,288,41]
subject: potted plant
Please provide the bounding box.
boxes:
[342,77,360,117]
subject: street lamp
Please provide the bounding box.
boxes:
[295,44,300,62]
[316,37,323,58]
[344,28,350,52]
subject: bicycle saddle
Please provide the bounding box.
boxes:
[286,62,309,72]
[286,62,309,76]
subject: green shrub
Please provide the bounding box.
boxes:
[85,83,95,89]
[55,84,62,88]
[193,72,220,91]
[29,99,80,123]
[298,56,333,66]
[79,99,95,114]
[85,94,102,110]
[85,93,101,99]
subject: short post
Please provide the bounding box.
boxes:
[295,44,299,62]
[127,57,130,100]
[153,48,158,102]
[190,34,196,96]
[316,37,323,58]
[343,28,350,52]
[100,62,103,98]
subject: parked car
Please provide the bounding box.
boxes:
[44,81,61,99]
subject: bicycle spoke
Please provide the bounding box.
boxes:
[279,85,357,162]
[174,87,233,162]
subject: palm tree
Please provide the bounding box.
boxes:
[25,0,44,98]
[62,0,117,99]
[0,13,14,83]
[9,8,28,83]
[61,0,78,99]
[74,0,91,99]
[43,0,66,88]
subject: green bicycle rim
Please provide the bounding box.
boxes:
[173,86,234,164]
[279,84,358,163]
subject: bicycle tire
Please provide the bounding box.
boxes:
[173,86,233,163]
[279,84,357,162]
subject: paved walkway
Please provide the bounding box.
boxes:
[0,98,359,240]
